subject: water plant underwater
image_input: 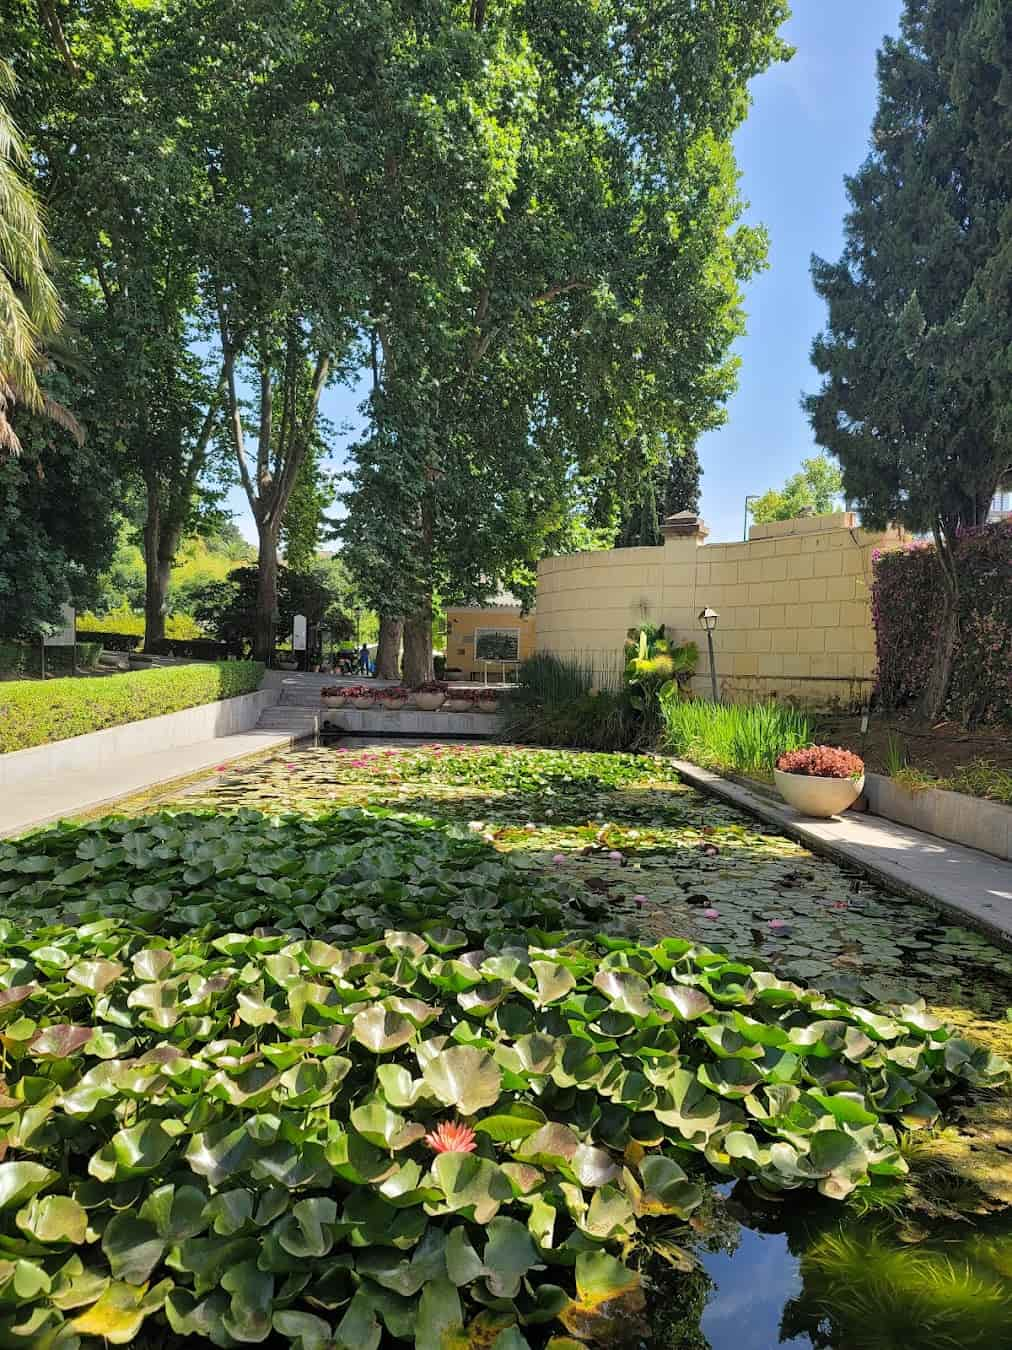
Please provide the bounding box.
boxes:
[1,781,1010,1348]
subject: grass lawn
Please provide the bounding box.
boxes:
[1,742,1010,1348]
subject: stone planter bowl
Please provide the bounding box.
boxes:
[380,697,409,711]
[276,660,298,672]
[413,692,446,712]
[773,768,865,819]
[442,698,471,713]
[320,694,346,708]
[477,698,500,714]
[351,696,375,711]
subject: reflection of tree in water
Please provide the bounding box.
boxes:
[648,1182,1012,1350]
[642,1187,742,1349]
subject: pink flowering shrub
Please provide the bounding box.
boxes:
[872,521,1012,724]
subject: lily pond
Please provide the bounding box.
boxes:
[1,742,1011,1349]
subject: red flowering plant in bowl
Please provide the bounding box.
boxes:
[776,746,865,779]
[379,686,411,709]
[342,685,379,709]
[774,746,865,819]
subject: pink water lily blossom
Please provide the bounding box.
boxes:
[702,908,719,919]
[424,1120,477,1154]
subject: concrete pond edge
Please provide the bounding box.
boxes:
[668,757,1012,952]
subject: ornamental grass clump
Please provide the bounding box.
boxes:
[777,746,865,779]
[659,696,813,779]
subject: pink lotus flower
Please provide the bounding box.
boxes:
[608,851,623,861]
[769,918,787,930]
[424,1120,477,1154]
[552,854,566,864]
[632,894,648,906]
[702,908,719,919]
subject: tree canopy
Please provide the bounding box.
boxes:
[805,0,1012,715]
[338,0,791,679]
[749,455,843,525]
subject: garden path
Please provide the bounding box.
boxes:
[0,727,296,839]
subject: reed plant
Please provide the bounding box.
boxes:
[659,695,813,779]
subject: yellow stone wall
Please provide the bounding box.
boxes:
[444,607,537,676]
[536,513,907,709]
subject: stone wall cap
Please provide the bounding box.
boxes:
[661,512,709,540]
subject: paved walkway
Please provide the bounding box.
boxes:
[0,729,298,840]
[671,759,1012,947]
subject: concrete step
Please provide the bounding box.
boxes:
[257,709,319,733]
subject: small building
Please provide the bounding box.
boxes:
[443,598,537,680]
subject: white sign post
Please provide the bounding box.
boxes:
[292,614,307,652]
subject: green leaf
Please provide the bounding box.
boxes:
[222,1259,275,1342]
[416,1277,463,1350]
[431,1153,512,1224]
[102,1213,166,1284]
[15,1193,88,1244]
[422,1046,502,1116]
[352,1005,416,1053]
[0,1162,56,1211]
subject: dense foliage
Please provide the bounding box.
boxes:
[749,455,843,525]
[0,58,64,452]
[871,523,1012,725]
[0,661,263,753]
[0,801,1005,1348]
[806,0,1012,715]
[501,656,641,753]
[659,697,813,780]
[339,0,791,680]
[0,393,121,640]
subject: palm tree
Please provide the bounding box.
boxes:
[0,58,80,453]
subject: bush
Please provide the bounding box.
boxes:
[872,521,1012,724]
[776,745,865,778]
[0,661,264,753]
[659,697,813,779]
[76,605,202,639]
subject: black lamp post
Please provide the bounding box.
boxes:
[698,607,720,704]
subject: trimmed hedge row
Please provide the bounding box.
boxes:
[0,642,103,678]
[0,660,264,754]
[872,521,1012,724]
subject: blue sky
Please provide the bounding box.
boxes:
[226,0,905,548]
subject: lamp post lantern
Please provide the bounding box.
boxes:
[698,607,720,704]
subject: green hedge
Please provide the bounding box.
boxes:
[0,661,264,754]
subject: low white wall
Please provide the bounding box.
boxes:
[0,688,279,788]
[864,773,1011,863]
[322,708,502,737]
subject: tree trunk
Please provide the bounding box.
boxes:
[254,520,280,664]
[142,482,177,651]
[919,525,960,721]
[375,616,403,680]
[919,590,959,721]
[402,601,434,687]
